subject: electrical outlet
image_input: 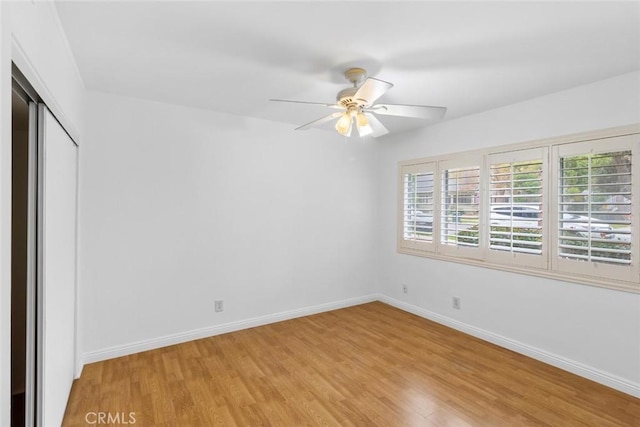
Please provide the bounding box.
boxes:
[215,300,224,312]
[452,297,461,310]
[402,285,408,294]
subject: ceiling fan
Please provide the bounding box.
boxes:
[270,67,447,138]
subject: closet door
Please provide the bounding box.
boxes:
[37,105,78,427]
[24,99,37,427]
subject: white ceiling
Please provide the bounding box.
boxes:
[55,1,640,135]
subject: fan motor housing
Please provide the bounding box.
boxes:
[336,87,358,107]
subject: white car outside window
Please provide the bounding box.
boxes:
[490,205,540,228]
[490,205,614,239]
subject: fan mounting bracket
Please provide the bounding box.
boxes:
[344,67,367,87]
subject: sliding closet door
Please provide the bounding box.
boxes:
[37,105,78,427]
[24,99,37,427]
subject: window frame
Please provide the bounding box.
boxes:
[398,161,437,254]
[485,147,548,270]
[439,156,483,260]
[397,124,640,293]
[550,134,639,283]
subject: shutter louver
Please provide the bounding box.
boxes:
[489,159,544,255]
[559,150,632,266]
[441,166,480,248]
[403,171,434,243]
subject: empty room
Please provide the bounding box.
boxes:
[1,1,639,426]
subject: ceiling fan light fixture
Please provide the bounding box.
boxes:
[271,67,447,138]
[355,112,373,137]
[335,112,352,136]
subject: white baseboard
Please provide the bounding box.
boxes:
[80,294,378,367]
[377,294,640,399]
[79,292,639,399]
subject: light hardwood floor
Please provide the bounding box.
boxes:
[62,302,640,426]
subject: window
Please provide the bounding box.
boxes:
[399,162,436,253]
[440,158,482,258]
[487,148,547,268]
[552,135,638,283]
[397,125,640,292]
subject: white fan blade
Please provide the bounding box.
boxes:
[366,104,447,120]
[353,77,393,106]
[270,99,342,109]
[365,113,389,138]
[295,112,343,130]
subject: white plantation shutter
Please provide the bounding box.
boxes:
[397,126,640,291]
[553,135,639,283]
[399,162,436,253]
[558,152,631,264]
[440,157,482,258]
[487,148,547,268]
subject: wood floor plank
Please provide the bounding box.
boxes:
[63,302,640,426]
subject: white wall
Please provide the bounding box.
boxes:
[7,0,84,141]
[79,91,378,360]
[376,71,640,396]
[0,2,84,425]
